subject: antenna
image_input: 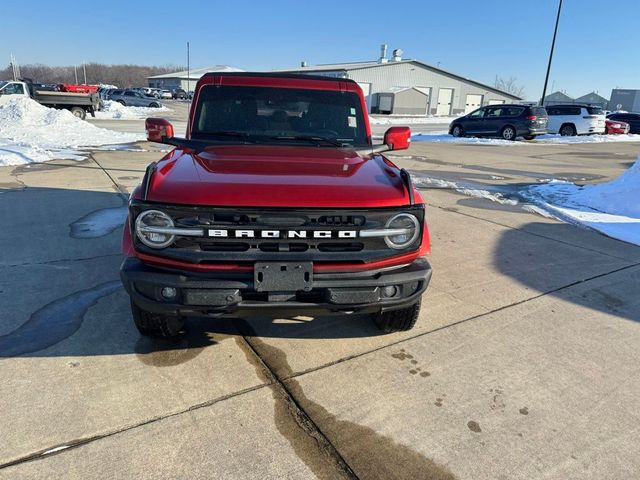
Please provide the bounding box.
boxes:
[187,41,190,103]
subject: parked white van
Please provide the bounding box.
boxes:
[546,104,606,135]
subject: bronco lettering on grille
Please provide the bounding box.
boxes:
[206,229,357,239]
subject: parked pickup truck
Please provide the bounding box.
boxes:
[120,72,432,337]
[0,80,100,119]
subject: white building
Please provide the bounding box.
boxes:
[148,65,244,91]
[278,45,520,115]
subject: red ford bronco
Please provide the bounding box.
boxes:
[120,73,432,337]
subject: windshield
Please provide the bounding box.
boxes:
[0,81,7,90]
[192,85,368,147]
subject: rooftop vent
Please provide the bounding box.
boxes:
[392,49,403,62]
[300,61,308,68]
[379,44,388,64]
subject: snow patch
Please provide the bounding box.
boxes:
[94,100,170,120]
[411,131,640,145]
[0,98,144,166]
[521,159,640,244]
[370,115,461,125]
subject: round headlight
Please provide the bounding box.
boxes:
[135,210,175,249]
[384,213,420,249]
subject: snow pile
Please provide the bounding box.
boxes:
[412,176,518,205]
[94,100,170,120]
[370,115,460,125]
[411,131,640,145]
[0,97,144,166]
[522,158,640,245]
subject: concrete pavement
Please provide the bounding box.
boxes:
[1,133,639,479]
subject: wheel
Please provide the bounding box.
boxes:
[149,102,160,108]
[130,301,184,338]
[117,100,126,106]
[372,300,421,333]
[451,124,464,137]
[559,124,576,136]
[501,125,516,141]
[523,135,535,140]
[70,106,86,120]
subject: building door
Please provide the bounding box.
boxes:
[436,88,453,115]
[488,99,505,105]
[465,94,483,113]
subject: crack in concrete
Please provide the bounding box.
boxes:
[0,383,269,471]
[285,261,640,382]
[237,320,456,480]
[2,253,121,268]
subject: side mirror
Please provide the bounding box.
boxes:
[146,118,174,143]
[383,126,411,151]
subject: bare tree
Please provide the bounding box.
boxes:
[494,76,525,98]
[0,63,184,88]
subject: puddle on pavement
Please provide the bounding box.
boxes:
[235,320,455,480]
[69,205,128,239]
[0,281,121,357]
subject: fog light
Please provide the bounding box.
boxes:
[381,285,398,298]
[161,287,177,299]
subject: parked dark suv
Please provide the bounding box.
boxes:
[449,104,548,140]
[171,88,187,99]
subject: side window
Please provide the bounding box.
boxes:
[485,107,502,118]
[502,107,523,117]
[468,108,485,118]
[3,83,25,95]
[125,91,135,96]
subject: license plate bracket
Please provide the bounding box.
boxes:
[254,262,313,292]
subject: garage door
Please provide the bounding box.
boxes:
[465,94,483,113]
[436,88,453,115]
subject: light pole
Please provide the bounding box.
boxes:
[540,0,563,105]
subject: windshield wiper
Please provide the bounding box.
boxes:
[269,135,345,147]
[204,130,253,139]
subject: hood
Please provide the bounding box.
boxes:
[146,145,411,208]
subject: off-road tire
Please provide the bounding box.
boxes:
[373,300,421,333]
[149,102,160,108]
[131,301,184,337]
[451,124,464,137]
[501,125,516,141]
[70,106,86,120]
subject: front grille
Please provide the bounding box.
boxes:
[131,202,424,265]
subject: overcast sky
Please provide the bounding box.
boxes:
[4,0,638,100]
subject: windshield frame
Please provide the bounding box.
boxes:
[190,83,371,148]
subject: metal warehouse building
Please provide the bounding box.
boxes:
[148,65,243,91]
[278,46,520,115]
[609,89,640,113]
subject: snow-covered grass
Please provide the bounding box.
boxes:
[0,98,144,166]
[411,131,640,145]
[414,158,640,246]
[370,115,460,125]
[94,100,170,120]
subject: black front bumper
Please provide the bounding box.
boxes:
[120,257,432,317]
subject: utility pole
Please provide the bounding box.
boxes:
[83,62,87,84]
[74,65,78,84]
[187,41,190,102]
[540,0,563,106]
